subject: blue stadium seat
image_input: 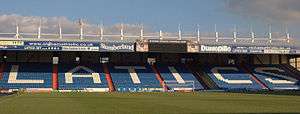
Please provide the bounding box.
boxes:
[0,63,52,89]
[249,65,300,90]
[58,64,109,92]
[5,62,297,92]
[156,64,204,90]
[204,65,262,91]
[109,65,162,92]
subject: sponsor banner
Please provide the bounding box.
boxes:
[247,46,265,53]
[296,50,300,54]
[25,41,98,47]
[24,46,61,51]
[233,46,291,54]
[231,46,265,54]
[0,40,24,46]
[288,47,299,54]
[0,40,298,54]
[100,42,134,52]
[0,45,24,50]
[231,46,249,53]
[199,45,294,54]
[263,47,290,54]
[24,41,100,51]
[200,45,232,53]
[62,46,99,51]
[148,39,187,43]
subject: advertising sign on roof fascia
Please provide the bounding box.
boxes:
[100,42,135,52]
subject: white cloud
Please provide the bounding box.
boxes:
[0,14,143,35]
[225,0,300,24]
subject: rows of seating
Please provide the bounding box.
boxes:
[58,64,109,92]
[109,65,162,92]
[0,63,299,91]
[248,64,300,90]
[203,65,263,90]
[0,63,52,89]
[156,64,204,90]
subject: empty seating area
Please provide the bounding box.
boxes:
[109,65,162,92]
[0,63,52,89]
[0,62,299,92]
[58,64,109,92]
[248,65,300,90]
[203,65,263,90]
[156,64,204,90]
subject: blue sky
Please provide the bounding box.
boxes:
[0,0,299,37]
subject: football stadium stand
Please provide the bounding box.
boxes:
[0,63,300,92]
[0,24,300,92]
[0,62,299,92]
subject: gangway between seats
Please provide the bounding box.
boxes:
[281,64,300,80]
[0,63,4,80]
[52,64,58,90]
[240,64,269,90]
[103,64,115,92]
[151,64,168,91]
[186,64,214,90]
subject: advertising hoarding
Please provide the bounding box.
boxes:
[100,42,135,52]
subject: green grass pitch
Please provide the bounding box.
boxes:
[0,92,300,114]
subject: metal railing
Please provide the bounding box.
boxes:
[0,31,299,47]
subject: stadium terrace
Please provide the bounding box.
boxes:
[0,23,300,93]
